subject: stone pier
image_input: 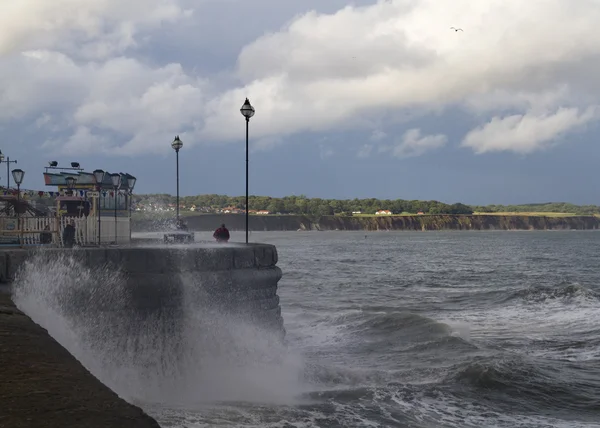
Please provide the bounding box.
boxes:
[0,243,284,427]
[0,243,284,335]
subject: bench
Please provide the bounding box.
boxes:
[163,232,195,244]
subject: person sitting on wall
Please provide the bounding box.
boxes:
[62,220,76,248]
[176,218,188,231]
[40,225,53,245]
[213,223,230,243]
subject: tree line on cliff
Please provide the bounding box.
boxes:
[133,194,600,217]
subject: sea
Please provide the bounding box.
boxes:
[12,230,600,428]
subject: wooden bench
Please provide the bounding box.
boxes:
[163,232,194,244]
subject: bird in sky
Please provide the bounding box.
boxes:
[450,27,463,32]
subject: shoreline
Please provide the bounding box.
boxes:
[132,214,600,233]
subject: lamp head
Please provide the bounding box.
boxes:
[240,98,255,119]
[93,169,105,185]
[171,135,183,151]
[65,176,76,189]
[11,169,24,186]
[110,173,121,188]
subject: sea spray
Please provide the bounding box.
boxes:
[11,249,307,407]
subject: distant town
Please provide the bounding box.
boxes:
[132,194,600,217]
[135,202,272,215]
[133,202,425,217]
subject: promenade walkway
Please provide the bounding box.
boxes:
[0,292,160,428]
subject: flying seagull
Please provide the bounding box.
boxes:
[450,27,463,32]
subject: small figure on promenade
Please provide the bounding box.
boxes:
[176,218,188,231]
[40,225,52,245]
[62,220,76,248]
[213,223,230,243]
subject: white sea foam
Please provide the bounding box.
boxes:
[11,251,308,409]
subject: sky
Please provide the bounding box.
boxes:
[1,0,599,205]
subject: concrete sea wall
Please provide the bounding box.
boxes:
[0,244,283,335]
[0,243,285,424]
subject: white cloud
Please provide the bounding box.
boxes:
[201,0,600,151]
[357,144,373,158]
[0,51,207,154]
[319,144,334,159]
[0,0,187,58]
[369,129,387,142]
[389,128,447,158]
[462,107,599,154]
[1,0,600,156]
[252,136,284,152]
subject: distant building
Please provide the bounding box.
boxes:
[417,211,424,215]
[352,211,362,214]
[375,210,392,215]
[256,210,270,215]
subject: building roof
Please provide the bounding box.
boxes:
[43,171,135,190]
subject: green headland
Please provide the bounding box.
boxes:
[131,194,600,232]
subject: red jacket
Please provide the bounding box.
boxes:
[213,227,230,242]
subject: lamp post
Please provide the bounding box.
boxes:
[65,176,76,194]
[0,151,18,189]
[240,98,255,244]
[11,169,24,247]
[93,169,105,245]
[126,174,137,242]
[171,136,183,220]
[110,173,121,244]
[65,175,76,214]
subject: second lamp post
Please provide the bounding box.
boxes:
[93,169,106,245]
[240,98,255,244]
[171,136,183,220]
[111,173,121,244]
[11,169,24,247]
[0,151,18,189]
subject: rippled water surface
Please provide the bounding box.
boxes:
[13,230,600,427]
[144,230,600,427]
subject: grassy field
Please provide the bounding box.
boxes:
[355,212,583,217]
[352,213,416,217]
[473,212,580,217]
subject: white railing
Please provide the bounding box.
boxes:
[97,215,130,245]
[0,214,130,247]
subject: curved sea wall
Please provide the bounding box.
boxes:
[0,245,283,335]
[132,214,600,232]
[0,244,284,419]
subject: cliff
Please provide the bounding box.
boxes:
[132,214,600,232]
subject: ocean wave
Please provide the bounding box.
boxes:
[343,311,452,338]
[151,381,600,428]
[446,355,600,416]
[503,282,599,304]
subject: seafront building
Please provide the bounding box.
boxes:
[0,167,136,247]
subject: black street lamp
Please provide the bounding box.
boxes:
[65,176,76,193]
[110,173,121,244]
[66,176,81,216]
[240,98,255,244]
[0,151,18,189]
[11,169,24,247]
[93,169,105,245]
[125,174,137,241]
[171,136,183,220]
